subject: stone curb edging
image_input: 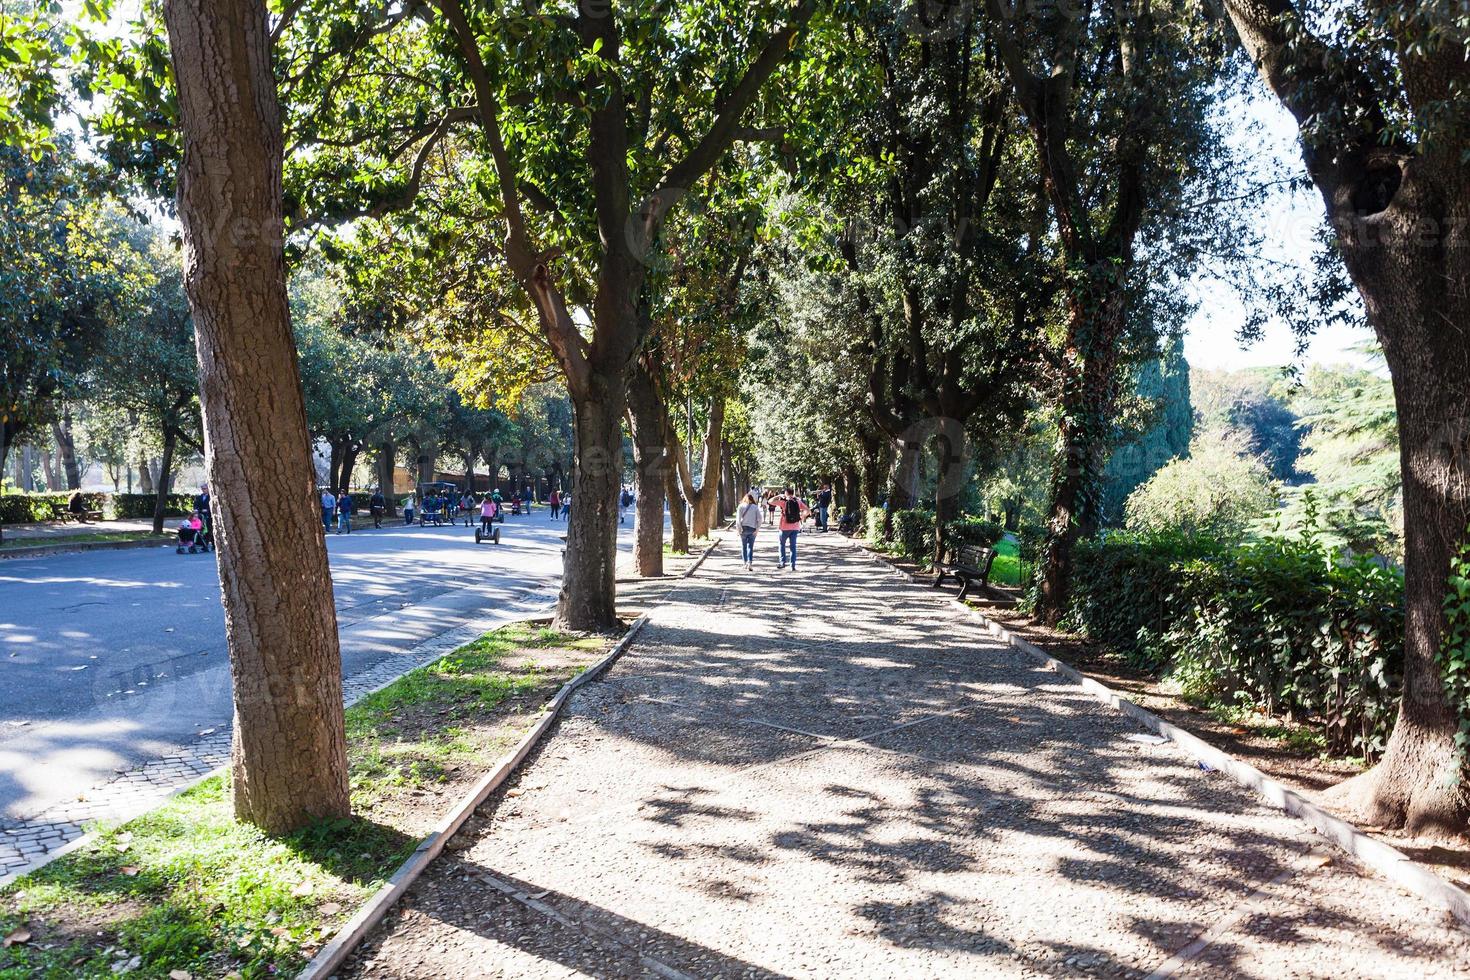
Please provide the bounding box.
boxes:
[854,542,1470,928]
[297,613,653,980]
[0,603,555,892]
[0,537,169,560]
[682,535,721,578]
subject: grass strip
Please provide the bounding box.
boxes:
[0,531,162,551]
[0,621,608,979]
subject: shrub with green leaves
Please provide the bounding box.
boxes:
[1439,530,1470,773]
[0,491,108,523]
[1064,519,1404,760]
[891,509,935,561]
[1124,428,1278,540]
[865,507,890,546]
[944,516,1004,551]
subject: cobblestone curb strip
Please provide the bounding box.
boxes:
[854,542,1470,928]
[0,601,555,887]
[297,613,652,980]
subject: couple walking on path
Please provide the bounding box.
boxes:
[738,488,809,571]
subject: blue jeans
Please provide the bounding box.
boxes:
[741,527,756,564]
[817,505,829,530]
[337,511,350,532]
[780,529,798,568]
[322,508,332,531]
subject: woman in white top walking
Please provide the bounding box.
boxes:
[737,492,763,571]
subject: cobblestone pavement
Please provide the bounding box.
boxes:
[342,532,1470,979]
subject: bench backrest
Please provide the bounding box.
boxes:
[957,544,996,573]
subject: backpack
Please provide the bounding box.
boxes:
[783,498,801,524]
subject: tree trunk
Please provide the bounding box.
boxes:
[138,452,155,495]
[667,466,690,554]
[376,441,396,513]
[340,443,361,490]
[464,448,476,494]
[52,413,82,490]
[626,361,667,578]
[1032,284,1128,626]
[673,399,725,541]
[557,387,623,630]
[162,0,350,833]
[152,426,177,535]
[1323,160,1470,836]
[934,478,960,566]
[40,448,59,492]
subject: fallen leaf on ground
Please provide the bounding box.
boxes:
[168,971,193,980]
[270,926,290,938]
[505,788,524,797]
[197,728,215,736]
[320,902,342,916]
[119,866,140,876]
[3,927,31,947]
[290,881,314,897]
[114,842,130,853]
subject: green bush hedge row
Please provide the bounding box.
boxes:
[0,491,193,523]
[1064,529,1404,760]
[865,508,1005,563]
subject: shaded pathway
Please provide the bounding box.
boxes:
[343,532,1470,978]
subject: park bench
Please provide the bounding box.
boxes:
[932,543,996,601]
[59,509,104,524]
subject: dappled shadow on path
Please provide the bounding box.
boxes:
[358,534,1470,978]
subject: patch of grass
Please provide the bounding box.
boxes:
[0,620,607,979]
[990,537,1021,586]
[0,531,161,551]
[0,777,414,979]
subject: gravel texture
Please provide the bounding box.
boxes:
[339,532,1470,979]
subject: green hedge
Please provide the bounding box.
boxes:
[0,491,107,523]
[1064,530,1404,760]
[945,516,1004,550]
[112,493,194,519]
[0,491,193,523]
[865,507,889,546]
[892,509,935,561]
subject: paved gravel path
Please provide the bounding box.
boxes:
[342,532,1470,979]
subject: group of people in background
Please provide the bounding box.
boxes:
[547,487,572,520]
[736,482,834,572]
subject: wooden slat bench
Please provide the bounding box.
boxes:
[932,543,996,601]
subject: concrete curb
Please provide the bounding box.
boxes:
[297,613,653,980]
[854,541,1470,928]
[0,537,170,560]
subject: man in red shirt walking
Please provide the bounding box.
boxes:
[774,487,810,571]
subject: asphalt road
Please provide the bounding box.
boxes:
[0,508,637,822]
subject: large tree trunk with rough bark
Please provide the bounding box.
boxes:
[626,361,666,577]
[162,0,350,833]
[559,385,623,628]
[1222,0,1470,836]
[1324,159,1470,835]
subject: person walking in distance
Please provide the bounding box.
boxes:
[336,487,353,533]
[737,491,762,571]
[549,487,562,521]
[774,487,809,571]
[320,486,336,534]
[816,483,833,532]
[370,486,385,529]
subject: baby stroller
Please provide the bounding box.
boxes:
[176,514,212,554]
